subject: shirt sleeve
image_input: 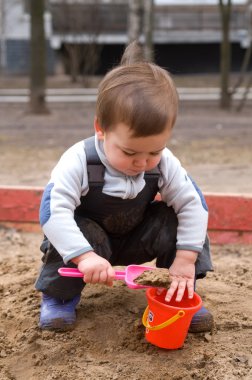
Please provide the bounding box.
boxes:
[39,141,93,264]
[158,148,208,253]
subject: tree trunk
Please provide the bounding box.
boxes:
[236,73,252,111]
[29,0,48,114]
[143,0,154,61]
[0,0,7,73]
[233,43,252,96]
[128,0,142,43]
[65,44,80,83]
[219,0,232,109]
[233,3,252,111]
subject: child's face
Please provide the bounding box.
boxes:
[96,121,171,176]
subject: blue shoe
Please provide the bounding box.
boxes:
[39,293,81,331]
[189,306,214,333]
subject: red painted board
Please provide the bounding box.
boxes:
[0,187,252,246]
[0,186,43,223]
[205,193,252,232]
[156,192,252,232]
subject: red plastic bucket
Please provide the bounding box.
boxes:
[142,288,202,349]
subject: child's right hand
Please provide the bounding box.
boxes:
[72,251,115,287]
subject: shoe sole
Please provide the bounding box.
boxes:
[39,317,75,332]
[189,315,214,333]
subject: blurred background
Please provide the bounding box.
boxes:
[0,0,251,110]
[0,0,251,193]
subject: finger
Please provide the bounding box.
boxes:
[165,280,179,302]
[107,266,115,278]
[106,267,115,286]
[175,281,186,302]
[187,280,195,299]
[90,271,100,284]
[99,270,108,284]
[83,271,92,283]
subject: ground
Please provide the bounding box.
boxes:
[0,230,251,380]
[0,99,252,193]
[0,78,252,379]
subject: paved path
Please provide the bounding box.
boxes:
[0,87,251,103]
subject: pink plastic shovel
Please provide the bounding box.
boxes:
[58,264,156,289]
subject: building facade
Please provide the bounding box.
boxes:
[0,0,250,75]
[0,0,54,75]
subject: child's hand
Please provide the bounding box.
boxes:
[72,251,115,286]
[164,250,198,303]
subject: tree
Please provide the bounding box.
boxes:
[0,0,7,74]
[127,0,154,62]
[219,0,252,110]
[56,0,102,84]
[234,1,252,111]
[127,0,142,43]
[0,0,19,74]
[29,0,48,114]
[219,0,232,109]
[143,0,154,61]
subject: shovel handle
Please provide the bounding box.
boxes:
[58,268,83,277]
[114,271,126,280]
[58,267,126,280]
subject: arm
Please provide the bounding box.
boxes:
[159,149,208,254]
[158,149,208,300]
[40,142,95,263]
[40,141,115,286]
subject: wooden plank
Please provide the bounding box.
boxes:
[0,186,42,223]
[0,186,252,245]
[205,193,252,232]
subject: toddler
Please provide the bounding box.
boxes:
[35,42,213,333]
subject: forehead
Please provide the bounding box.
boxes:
[106,123,170,152]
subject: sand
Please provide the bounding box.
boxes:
[134,268,172,288]
[0,229,251,379]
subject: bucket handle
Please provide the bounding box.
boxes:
[142,306,185,331]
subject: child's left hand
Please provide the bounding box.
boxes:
[164,250,198,303]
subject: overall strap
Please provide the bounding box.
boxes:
[144,166,160,180]
[84,136,105,185]
[84,135,160,184]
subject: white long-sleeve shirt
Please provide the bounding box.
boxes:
[40,135,208,264]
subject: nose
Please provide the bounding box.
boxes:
[133,158,147,168]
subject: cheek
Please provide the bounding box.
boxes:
[105,146,128,168]
[104,143,116,161]
[115,154,132,168]
[149,156,161,167]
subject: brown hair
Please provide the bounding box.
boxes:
[96,41,179,137]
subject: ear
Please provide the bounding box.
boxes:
[94,117,105,140]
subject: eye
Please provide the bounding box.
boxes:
[122,151,136,156]
[150,151,161,156]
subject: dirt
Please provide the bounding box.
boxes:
[0,229,251,380]
[134,268,172,288]
[0,90,252,379]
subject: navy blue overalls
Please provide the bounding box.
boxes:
[35,136,212,300]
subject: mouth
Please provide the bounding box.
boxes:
[127,169,143,175]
